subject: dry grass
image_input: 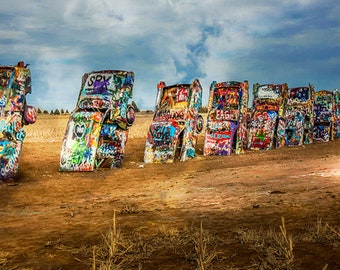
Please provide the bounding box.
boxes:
[24,114,69,142]
[256,217,294,270]
[0,251,9,267]
[234,217,340,270]
[91,211,153,269]
[24,112,208,143]
[24,113,154,143]
[302,217,340,246]
[90,214,221,270]
[234,217,294,270]
[48,215,339,269]
[195,222,218,270]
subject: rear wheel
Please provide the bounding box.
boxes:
[126,105,135,126]
[196,114,204,133]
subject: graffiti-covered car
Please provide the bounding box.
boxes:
[247,83,288,150]
[203,80,249,156]
[333,89,340,139]
[284,85,315,146]
[0,61,37,181]
[60,70,135,171]
[313,90,335,142]
[144,79,203,163]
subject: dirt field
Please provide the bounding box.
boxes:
[0,113,339,270]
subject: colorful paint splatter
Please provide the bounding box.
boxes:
[313,90,335,142]
[284,85,315,146]
[204,81,249,156]
[144,79,203,163]
[0,61,37,181]
[333,89,340,140]
[60,70,135,171]
[248,83,288,150]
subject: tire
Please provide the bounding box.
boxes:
[126,105,135,126]
[196,114,204,133]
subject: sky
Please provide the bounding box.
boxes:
[1,0,339,111]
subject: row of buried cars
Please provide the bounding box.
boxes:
[58,70,340,170]
[144,80,340,162]
[1,64,340,179]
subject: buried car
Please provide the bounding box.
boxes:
[313,90,335,142]
[203,80,249,156]
[247,83,288,150]
[333,89,340,139]
[144,79,204,163]
[284,85,315,146]
[0,61,37,181]
[60,70,135,171]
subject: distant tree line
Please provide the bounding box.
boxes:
[35,102,208,115]
[36,100,141,115]
[36,108,70,115]
[199,106,208,113]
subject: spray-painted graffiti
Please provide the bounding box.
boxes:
[144,79,203,163]
[284,85,315,146]
[313,90,335,142]
[285,110,305,145]
[144,122,181,162]
[60,111,102,171]
[248,110,278,150]
[257,84,282,99]
[248,83,288,150]
[0,61,37,181]
[204,81,249,155]
[96,128,128,168]
[60,70,135,171]
[333,89,340,139]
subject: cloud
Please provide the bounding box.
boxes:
[0,0,339,111]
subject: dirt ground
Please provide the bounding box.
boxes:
[0,114,339,270]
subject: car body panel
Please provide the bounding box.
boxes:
[204,81,249,155]
[248,83,288,150]
[248,110,279,150]
[284,85,315,146]
[0,62,37,181]
[60,70,135,171]
[313,90,335,142]
[144,79,203,163]
[333,89,340,139]
[60,111,103,171]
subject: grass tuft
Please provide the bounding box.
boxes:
[302,217,340,246]
[195,222,218,270]
[234,217,294,270]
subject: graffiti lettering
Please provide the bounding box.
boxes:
[97,144,117,156]
[86,74,112,88]
[215,110,238,121]
[257,85,281,99]
[149,124,177,148]
[154,109,186,122]
[209,132,231,139]
[177,87,189,102]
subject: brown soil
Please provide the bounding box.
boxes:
[0,114,339,269]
